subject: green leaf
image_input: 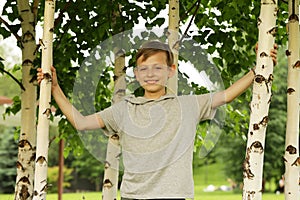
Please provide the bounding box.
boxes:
[152,18,165,26]
[0,27,11,39]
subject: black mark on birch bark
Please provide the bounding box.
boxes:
[286,145,297,154]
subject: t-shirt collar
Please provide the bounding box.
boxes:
[124,94,176,105]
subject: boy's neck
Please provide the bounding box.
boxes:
[144,90,166,99]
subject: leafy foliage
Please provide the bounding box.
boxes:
[0,126,18,193]
[70,149,105,191]
[47,166,73,193]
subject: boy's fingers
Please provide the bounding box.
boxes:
[37,68,45,84]
[254,43,258,54]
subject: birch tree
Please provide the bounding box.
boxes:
[14,1,39,199]
[33,0,55,199]
[242,0,278,199]
[283,0,300,199]
[167,0,179,95]
[102,49,125,200]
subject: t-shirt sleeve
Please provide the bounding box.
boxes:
[195,93,216,122]
[97,103,121,136]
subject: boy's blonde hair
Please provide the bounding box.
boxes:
[136,40,174,67]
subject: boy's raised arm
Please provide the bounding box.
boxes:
[212,69,255,108]
[37,66,105,130]
[211,45,278,109]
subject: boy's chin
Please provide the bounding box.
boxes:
[142,85,165,92]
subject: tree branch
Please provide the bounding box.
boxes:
[0,16,21,41]
[0,67,26,91]
[180,0,200,22]
[32,0,40,24]
[178,0,201,45]
[54,1,72,28]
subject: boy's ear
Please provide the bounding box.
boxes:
[168,64,176,78]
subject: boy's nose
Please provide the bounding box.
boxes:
[146,68,154,76]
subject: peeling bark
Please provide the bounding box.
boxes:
[242,0,278,199]
[33,1,55,199]
[284,0,300,199]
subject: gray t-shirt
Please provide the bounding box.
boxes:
[98,93,215,199]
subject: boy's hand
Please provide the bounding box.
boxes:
[37,66,58,89]
[255,43,278,66]
[270,44,278,66]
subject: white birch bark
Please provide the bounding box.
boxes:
[33,1,55,199]
[167,0,179,95]
[284,0,300,199]
[242,1,278,199]
[102,49,125,200]
[14,1,38,199]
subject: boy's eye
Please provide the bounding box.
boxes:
[137,65,166,72]
[139,67,147,71]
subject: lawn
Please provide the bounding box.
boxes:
[0,191,285,200]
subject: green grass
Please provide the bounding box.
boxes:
[0,191,285,200]
[1,163,285,200]
[193,163,229,186]
[195,192,284,200]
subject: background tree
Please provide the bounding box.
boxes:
[71,149,104,191]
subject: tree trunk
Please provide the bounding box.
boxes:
[167,0,179,95]
[102,49,125,200]
[33,0,55,199]
[284,0,300,199]
[14,1,39,199]
[58,139,64,200]
[242,0,278,199]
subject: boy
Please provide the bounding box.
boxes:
[37,40,277,199]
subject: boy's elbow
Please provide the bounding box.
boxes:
[225,96,235,104]
[73,122,86,131]
[72,117,88,131]
[73,114,104,131]
[75,125,86,131]
[212,91,227,108]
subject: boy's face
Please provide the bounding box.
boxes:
[134,52,175,98]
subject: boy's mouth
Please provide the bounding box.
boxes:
[145,80,159,84]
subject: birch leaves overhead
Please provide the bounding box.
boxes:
[242,0,278,200]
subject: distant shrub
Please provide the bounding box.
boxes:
[47,166,73,193]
